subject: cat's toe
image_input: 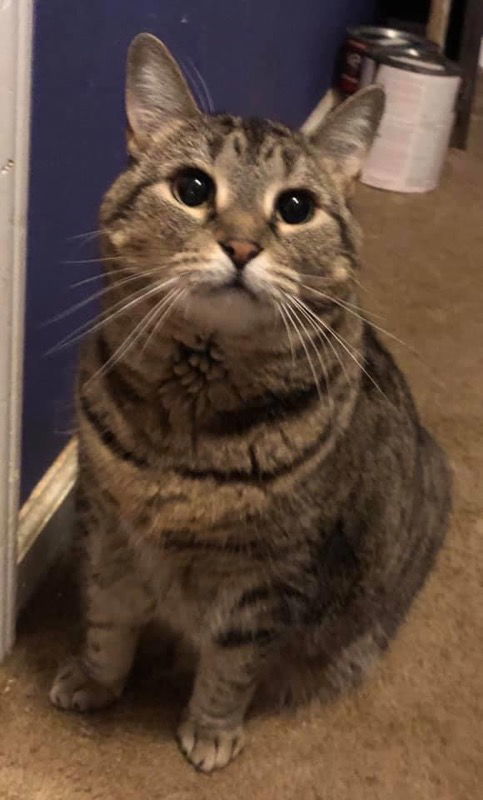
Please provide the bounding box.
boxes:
[49,658,117,712]
[177,716,245,772]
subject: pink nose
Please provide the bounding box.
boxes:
[219,239,262,270]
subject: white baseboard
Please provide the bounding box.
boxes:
[17,438,78,613]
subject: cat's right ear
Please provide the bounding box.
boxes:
[126,33,200,152]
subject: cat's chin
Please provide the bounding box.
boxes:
[180,287,273,336]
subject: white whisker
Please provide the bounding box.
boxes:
[66,229,101,243]
[300,283,404,343]
[48,278,178,354]
[279,300,323,402]
[185,57,215,113]
[283,291,350,388]
[291,295,392,405]
[141,287,187,353]
[45,272,172,326]
[298,277,382,318]
[299,281,441,388]
[70,268,138,289]
[281,296,334,408]
[275,302,296,365]
[62,255,127,266]
[85,287,184,388]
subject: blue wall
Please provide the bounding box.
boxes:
[22,0,376,502]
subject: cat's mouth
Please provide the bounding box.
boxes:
[197,274,260,301]
[180,272,272,334]
[217,274,258,299]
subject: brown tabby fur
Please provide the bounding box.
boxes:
[49,34,451,772]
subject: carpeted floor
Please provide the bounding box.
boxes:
[2,121,483,799]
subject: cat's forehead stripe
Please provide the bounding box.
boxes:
[232,136,243,156]
[280,146,298,177]
[208,133,226,161]
[207,115,302,180]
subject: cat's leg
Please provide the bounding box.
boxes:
[50,535,154,712]
[177,639,268,772]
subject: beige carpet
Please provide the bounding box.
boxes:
[1,144,483,799]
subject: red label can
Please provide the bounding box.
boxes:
[338,26,434,95]
[339,36,370,95]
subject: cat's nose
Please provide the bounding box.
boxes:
[219,239,262,270]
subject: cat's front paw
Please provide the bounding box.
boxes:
[49,657,118,712]
[177,715,245,773]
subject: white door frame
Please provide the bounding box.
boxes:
[0,0,34,661]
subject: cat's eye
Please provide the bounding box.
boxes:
[172,168,214,207]
[276,190,314,225]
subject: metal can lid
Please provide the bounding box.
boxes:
[346,25,433,47]
[368,43,441,62]
[376,48,462,77]
[367,40,440,58]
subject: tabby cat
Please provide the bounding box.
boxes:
[49,33,451,772]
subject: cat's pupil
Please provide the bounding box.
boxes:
[277,190,314,225]
[173,168,213,207]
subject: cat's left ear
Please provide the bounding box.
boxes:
[126,33,200,151]
[305,86,385,193]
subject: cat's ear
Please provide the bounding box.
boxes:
[306,86,385,193]
[126,33,199,149]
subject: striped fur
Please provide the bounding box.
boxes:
[50,34,451,772]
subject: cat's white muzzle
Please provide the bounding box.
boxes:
[180,252,275,334]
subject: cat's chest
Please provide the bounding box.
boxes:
[136,543,230,641]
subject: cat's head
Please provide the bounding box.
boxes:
[100,34,384,337]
